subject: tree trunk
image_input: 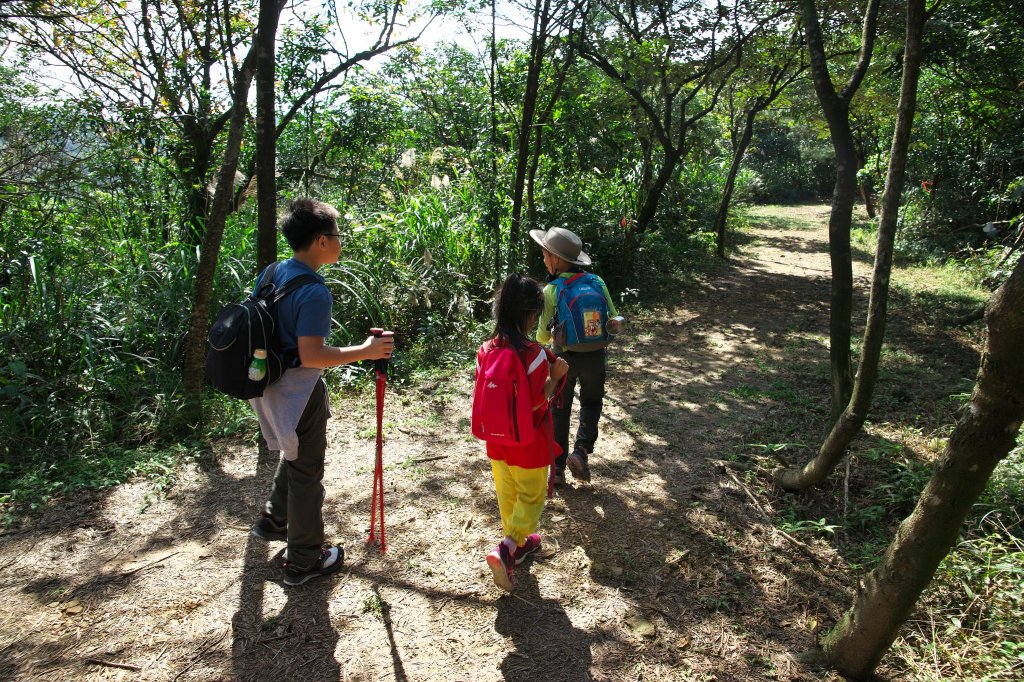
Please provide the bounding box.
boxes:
[489,0,501,282]
[527,41,574,232]
[255,0,284,272]
[180,129,212,246]
[607,144,682,292]
[526,112,544,231]
[823,230,1024,677]
[715,108,756,259]
[827,121,860,421]
[511,0,550,263]
[181,45,261,424]
[859,182,876,219]
[800,0,881,423]
[635,146,684,235]
[777,0,923,493]
[855,136,876,218]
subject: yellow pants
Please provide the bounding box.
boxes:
[490,460,548,546]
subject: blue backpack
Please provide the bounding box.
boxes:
[552,272,610,352]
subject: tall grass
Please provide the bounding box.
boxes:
[0,195,203,514]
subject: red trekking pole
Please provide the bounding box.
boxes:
[368,328,394,551]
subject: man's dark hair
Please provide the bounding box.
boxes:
[280,198,340,251]
[493,272,544,348]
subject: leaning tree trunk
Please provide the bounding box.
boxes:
[181,46,260,425]
[634,145,684,236]
[801,0,881,422]
[510,0,549,264]
[255,0,284,272]
[777,0,923,493]
[527,41,574,231]
[715,108,757,259]
[822,237,1024,677]
[609,145,683,292]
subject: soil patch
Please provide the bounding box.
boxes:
[0,205,977,681]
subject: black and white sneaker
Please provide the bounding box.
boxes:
[283,545,344,586]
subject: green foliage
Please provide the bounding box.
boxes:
[326,152,497,368]
[885,0,1024,269]
[746,118,835,203]
[778,513,840,538]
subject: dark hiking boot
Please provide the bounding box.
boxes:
[567,450,591,482]
[250,513,287,541]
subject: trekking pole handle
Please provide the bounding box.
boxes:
[370,328,394,374]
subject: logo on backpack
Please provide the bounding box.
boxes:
[204,262,319,399]
[552,272,610,351]
[472,342,545,446]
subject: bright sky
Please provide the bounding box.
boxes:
[6,1,533,96]
[316,0,533,59]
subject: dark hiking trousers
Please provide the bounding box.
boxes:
[265,378,330,568]
[553,349,606,473]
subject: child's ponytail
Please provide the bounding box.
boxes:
[493,272,544,349]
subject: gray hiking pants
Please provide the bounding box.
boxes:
[265,378,329,568]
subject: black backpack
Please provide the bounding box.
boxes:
[205,262,320,399]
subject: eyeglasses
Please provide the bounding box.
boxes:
[321,232,341,239]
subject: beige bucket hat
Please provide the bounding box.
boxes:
[529,227,592,266]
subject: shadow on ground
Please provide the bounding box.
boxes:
[0,205,985,681]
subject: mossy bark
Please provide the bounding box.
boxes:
[182,47,260,425]
[822,195,1024,678]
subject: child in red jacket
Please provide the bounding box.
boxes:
[477,273,568,591]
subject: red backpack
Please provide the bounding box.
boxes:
[472,341,546,446]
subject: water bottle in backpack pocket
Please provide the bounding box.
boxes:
[552,272,610,352]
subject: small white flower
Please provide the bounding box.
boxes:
[430,174,442,189]
[400,148,416,168]
[430,147,444,164]
[442,175,450,187]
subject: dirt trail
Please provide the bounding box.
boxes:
[1,205,878,681]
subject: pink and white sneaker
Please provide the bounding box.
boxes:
[513,534,542,565]
[486,542,515,591]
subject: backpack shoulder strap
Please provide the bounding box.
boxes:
[271,273,323,303]
[251,262,279,298]
[517,343,539,371]
[251,262,322,304]
[554,274,575,302]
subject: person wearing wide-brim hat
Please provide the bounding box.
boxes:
[529,227,593,266]
[529,227,625,487]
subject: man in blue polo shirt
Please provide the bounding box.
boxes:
[249,198,393,586]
